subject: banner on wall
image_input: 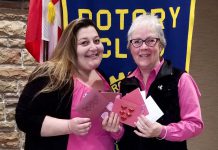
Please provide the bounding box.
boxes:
[62,0,196,92]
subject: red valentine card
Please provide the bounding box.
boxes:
[122,88,149,115]
[76,89,109,119]
[112,98,144,127]
[122,88,144,105]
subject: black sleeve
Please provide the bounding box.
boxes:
[15,77,50,136]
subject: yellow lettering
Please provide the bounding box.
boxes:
[111,84,119,92]
[78,9,92,19]
[151,8,165,29]
[109,72,126,92]
[132,9,146,22]
[169,7,180,28]
[115,38,127,58]
[97,10,111,30]
[101,38,112,58]
[115,9,129,30]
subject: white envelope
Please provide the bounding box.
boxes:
[140,92,164,123]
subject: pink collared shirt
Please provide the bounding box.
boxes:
[67,76,123,150]
[131,59,204,141]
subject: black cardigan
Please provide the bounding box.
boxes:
[15,76,73,150]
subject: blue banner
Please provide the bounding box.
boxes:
[62,0,196,91]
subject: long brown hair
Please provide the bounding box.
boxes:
[29,18,100,94]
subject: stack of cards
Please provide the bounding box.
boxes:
[76,88,164,127]
[112,88,164,127]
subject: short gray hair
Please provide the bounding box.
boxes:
[127,14,166,49]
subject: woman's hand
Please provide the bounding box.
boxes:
[134,115,163,138]
[68,117,91,136]
[102,112,120,133]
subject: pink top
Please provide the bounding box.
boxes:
[130,59,204,141]
[67,75,123,150]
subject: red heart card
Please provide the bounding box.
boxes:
[112,98,144,127]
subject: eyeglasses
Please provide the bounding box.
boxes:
[130,37,160,48]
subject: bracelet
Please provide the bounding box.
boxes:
[156,126,167,140]
[67,120,72,134]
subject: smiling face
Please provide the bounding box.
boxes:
[76,26,104,73]
[129,25,162,72]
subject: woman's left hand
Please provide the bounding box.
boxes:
[102,112,120,133]
[134,115,163,138]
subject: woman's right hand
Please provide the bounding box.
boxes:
[68,117,91,136]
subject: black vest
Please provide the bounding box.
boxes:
[118,60,187,150]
